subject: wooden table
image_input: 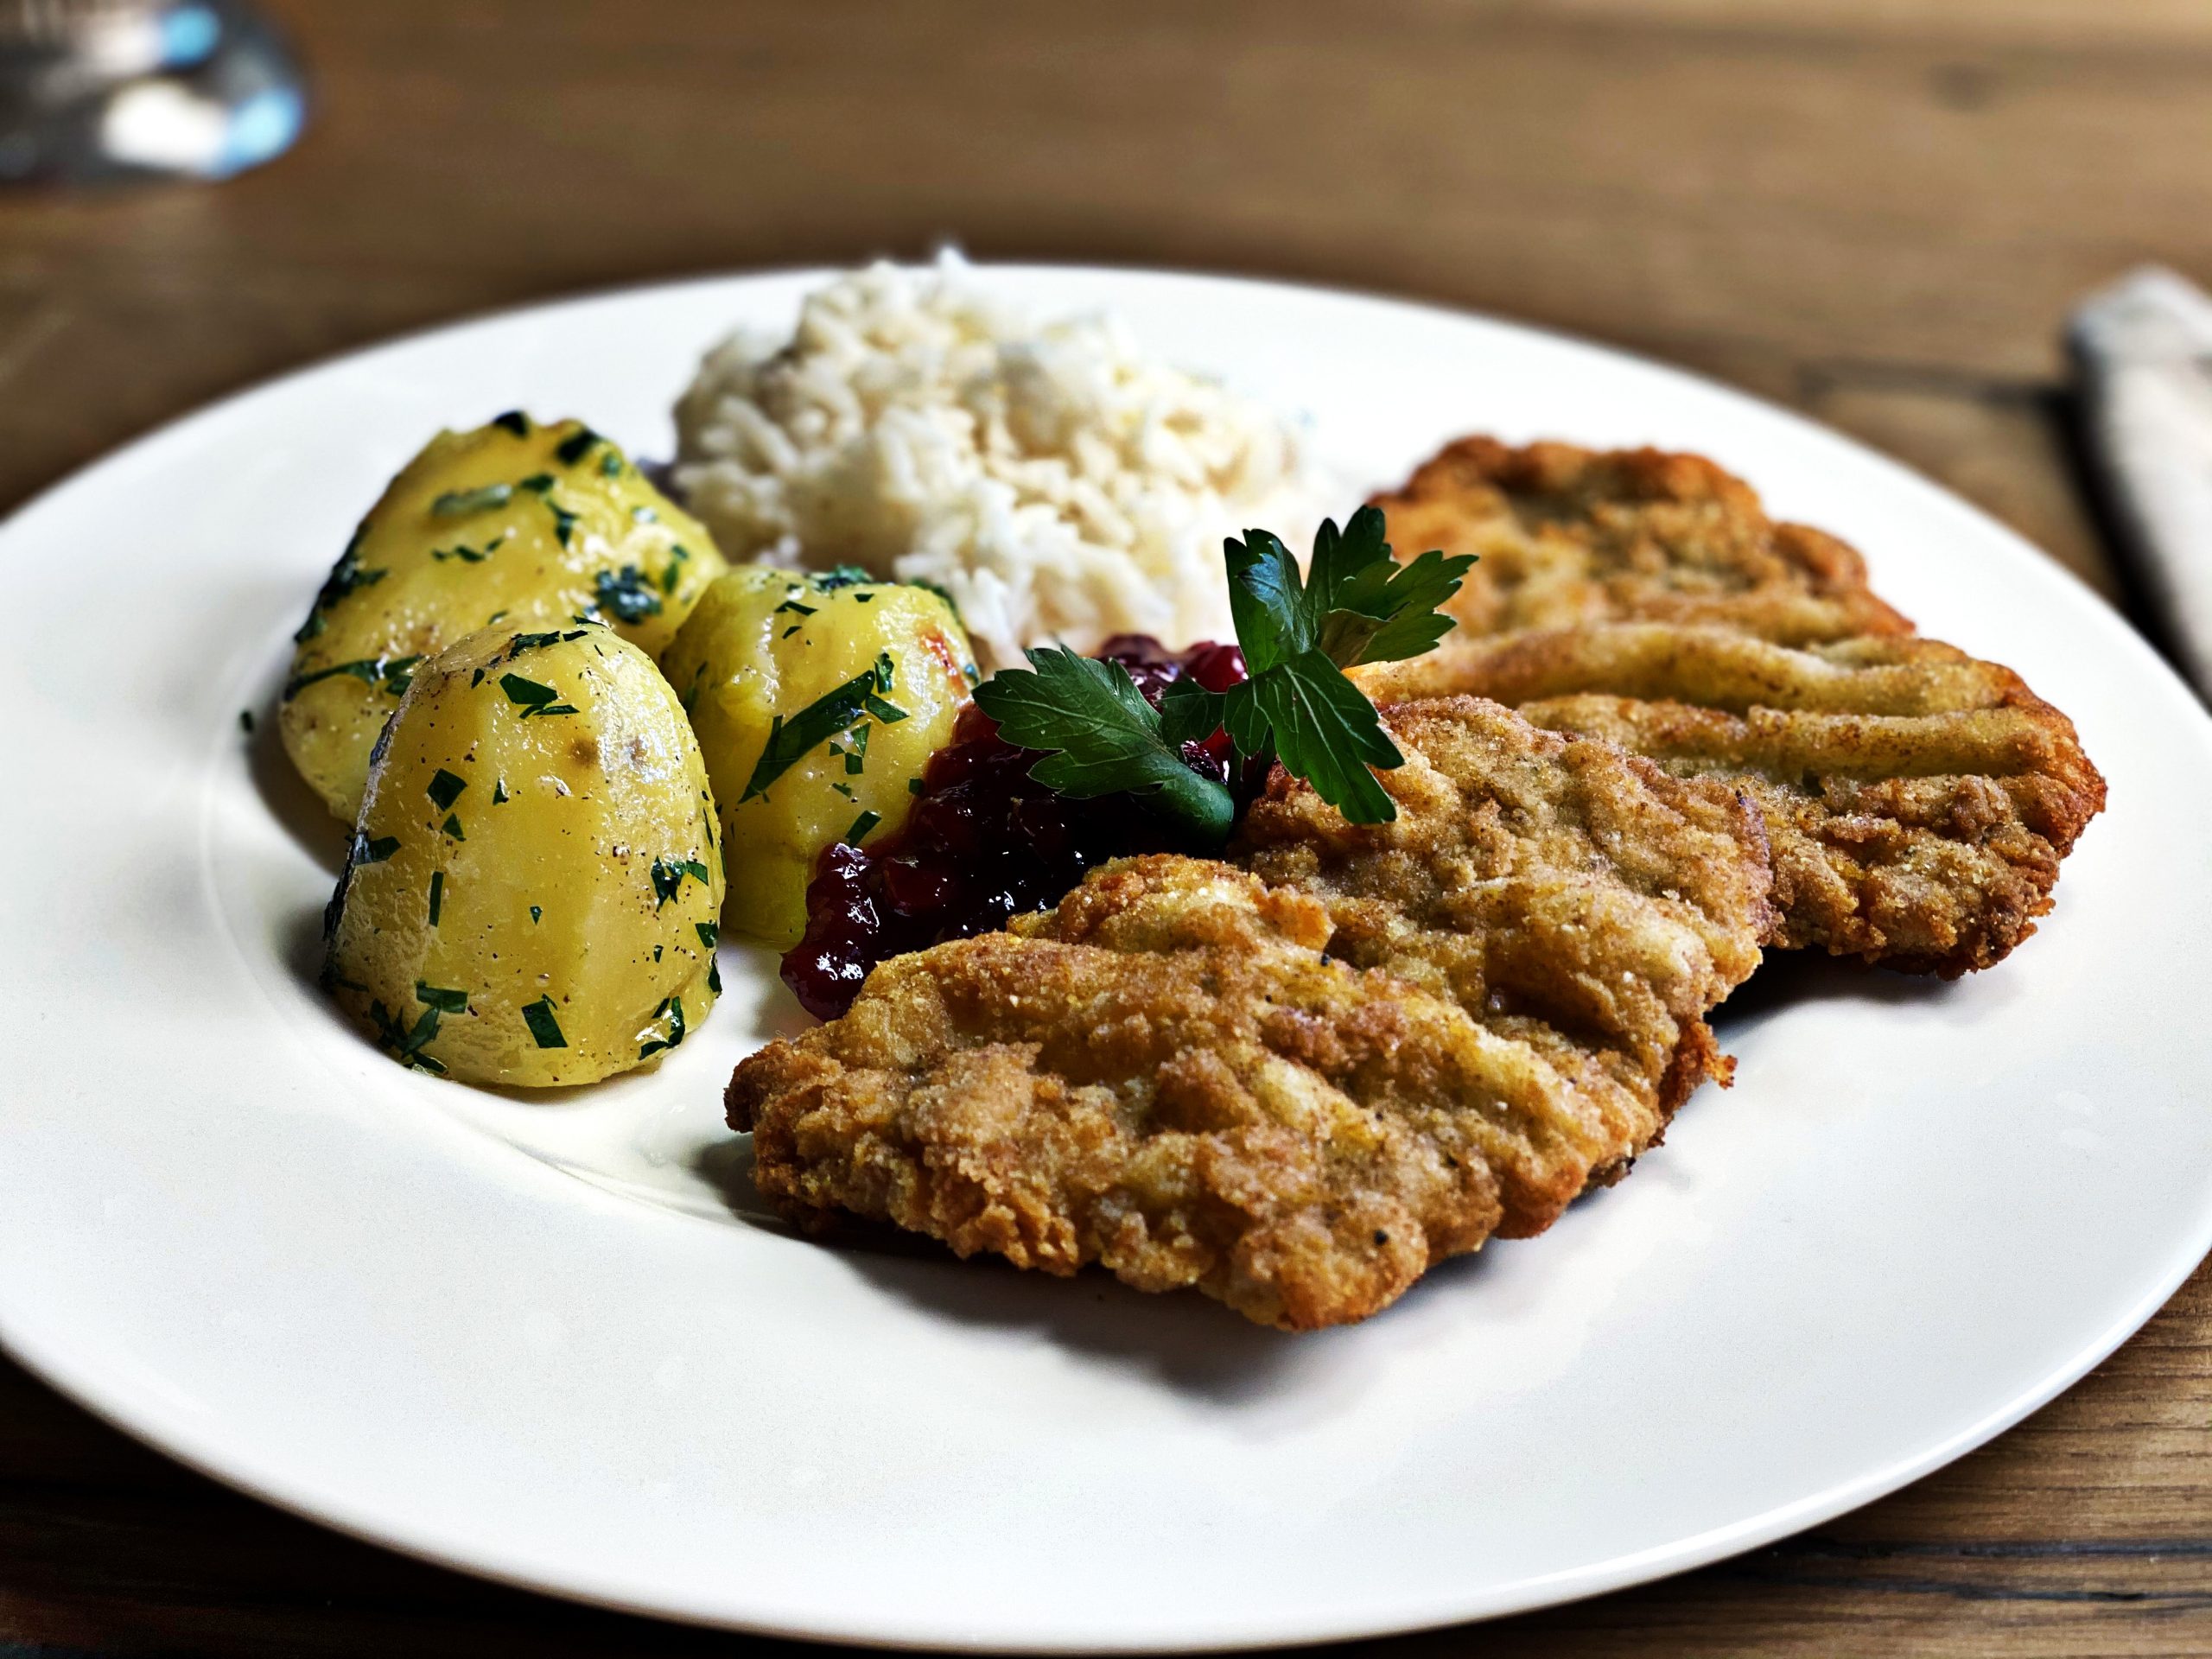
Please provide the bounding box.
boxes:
[4,3,2208,1653]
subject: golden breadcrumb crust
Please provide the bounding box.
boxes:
[1370,435,1912,645]
[730,700,1772,1329]
[1359,626,2106,975]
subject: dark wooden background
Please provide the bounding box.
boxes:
[6,2,2210,1653]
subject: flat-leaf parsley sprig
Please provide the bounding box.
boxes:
[972,506,1473,841]
[974,646,1242,843]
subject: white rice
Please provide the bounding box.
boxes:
[671,255,1320,671]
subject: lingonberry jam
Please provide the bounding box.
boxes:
[780,634,1249,1019]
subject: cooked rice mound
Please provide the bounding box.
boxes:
[673,257,1319,671]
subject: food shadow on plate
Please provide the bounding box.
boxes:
[245,687,351,879]
[276,901,330,995]
[842,1237,1364,1403]
[690,1135,810,1236]
[686,1137,1444,1405]
[1712,946,1979,1042]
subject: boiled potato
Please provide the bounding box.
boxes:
[324,620,722,1088]
[282,413,728,824]
[663,567,976,950]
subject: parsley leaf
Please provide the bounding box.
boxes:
[283,653,419,702]
[414,981,468,1014]
[1228,648,1400,823]
[1207,508,1471,822]
[650,856,713,909]
[352,831,399,864]
[594,564,663,623]
[638,995,687,1060]
[1223,529,1312,671]
[431,483,512,517]
[970,508,1469,830]
[973,648,1235,845]
[1225,505,1474,676]
[1304,505,1476,668]
[294,528,385,642]
[741,653,903,801]
[499,673,579,718]
[367,999,448,1073]
[521,996,566,1049]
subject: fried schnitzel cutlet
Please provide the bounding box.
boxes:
[1358,625,2107,976]
[729,700,1772,1329]
[1370,436,1912,645]
[1234,695,1773,1143]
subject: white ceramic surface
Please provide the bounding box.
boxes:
[1,267,2206,1652]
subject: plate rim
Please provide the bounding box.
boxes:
[3,259,2207,1651]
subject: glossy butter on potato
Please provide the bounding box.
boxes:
[663,567,976,950]
[324,620,723,1088]
[281,413,728,824]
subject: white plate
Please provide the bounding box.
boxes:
[1,266,2206,1652]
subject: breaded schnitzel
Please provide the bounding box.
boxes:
[1358,625,2106,976]
[1370,437,1912,645]
[1234,695,1773,1160]
[729,700,1772,1328]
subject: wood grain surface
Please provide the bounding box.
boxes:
[3,1,2208,1653]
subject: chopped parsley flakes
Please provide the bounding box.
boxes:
[294,530,385,643]
[351,831,399,865]
[521,996,566,1049]
[499,673,579,718]
[637,995,687,1060]
[651,856,713,909]
[594,564,664,624]
[414,981,468,1014]
[283,653,418,702]
[367,999,448,1074]
[741,652,906,802]
[431,483,512,518]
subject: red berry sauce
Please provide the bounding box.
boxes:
[780,635,1249,1020]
